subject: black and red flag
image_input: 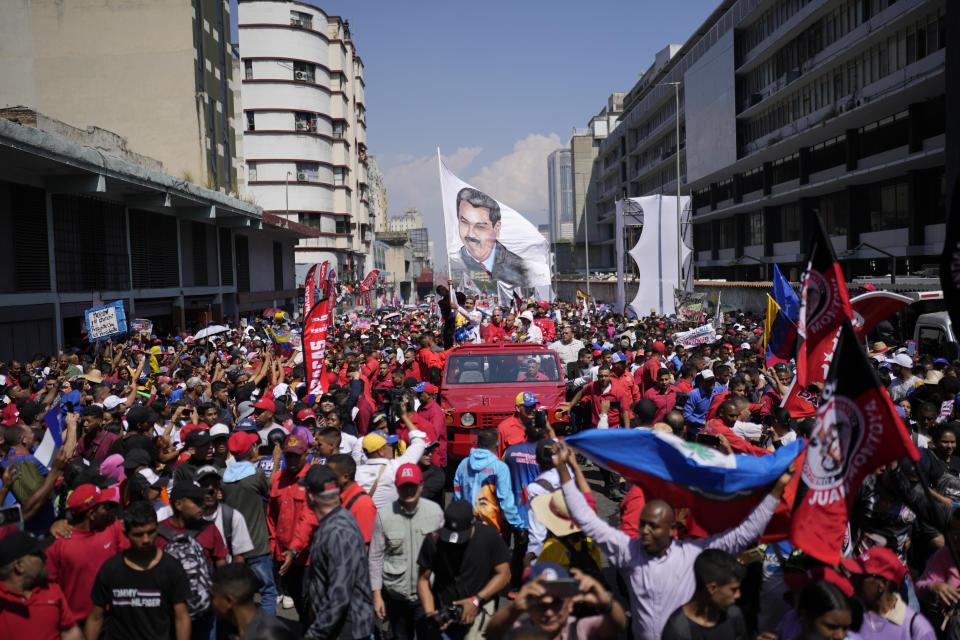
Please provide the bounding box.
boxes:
[789,319,920,564]
[782,215,853,417]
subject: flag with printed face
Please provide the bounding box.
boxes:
[439,152,550,290]
[789,320,920,564]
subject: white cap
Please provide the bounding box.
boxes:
[892,353,913,368]
[103,395,124,410]
[520,311,534,323]
[699,369,715,380]
[272,382,290,398]
[740,342,751,350]
[209,423,230,438]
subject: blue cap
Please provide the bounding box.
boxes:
[236,418,258,432]
[412,382,427,392]
[934,358,950,365]
[611,352,628,364]
[515,391,538,407]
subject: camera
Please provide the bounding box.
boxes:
[374,387,411,427]
[431,604,463,628]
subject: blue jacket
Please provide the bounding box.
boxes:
[683,386,712,424]
[453,448,523,529]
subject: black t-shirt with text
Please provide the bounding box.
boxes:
[417,523,509,608]
[91,551,190,640]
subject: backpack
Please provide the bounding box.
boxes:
[220,504,235,555]
[158,524,212,617]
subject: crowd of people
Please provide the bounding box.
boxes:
[0,283,958,640]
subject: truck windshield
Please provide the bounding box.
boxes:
[444,352,561,385]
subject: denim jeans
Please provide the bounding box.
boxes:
[246,554,278,616]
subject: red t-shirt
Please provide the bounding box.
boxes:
[340,483,376,544]
[581,381,632,428]
[480,322,505,344]
[496,416,527,458]
[0,580,78,640]
[46,520,129,619]
[156,518,229,563]
[619,485,646,538]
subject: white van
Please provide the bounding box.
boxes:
[914,311,955,354]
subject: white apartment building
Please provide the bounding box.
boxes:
[238,0,374,284]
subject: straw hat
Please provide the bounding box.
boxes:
[868,341,891,356]
[924,370,943,385]
[530,490,581,537]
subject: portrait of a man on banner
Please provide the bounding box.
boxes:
[439,153,550,292]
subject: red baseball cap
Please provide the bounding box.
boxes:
[67,483,120,513]
[253,396,275,412]
[228,431,259,456]
[592,349,602,357]
[652,342,665,353]
[840,547,907,585]
[395,463,423,487]
[297,408,317,422]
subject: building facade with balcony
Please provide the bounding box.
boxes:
[547,148,574,247]
[0,0,240,193]
[238,0,374,285]
[580,0,945,284]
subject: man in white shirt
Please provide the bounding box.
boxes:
[355,420,427,509]
[548,326,585,369]
[887,353,920,402]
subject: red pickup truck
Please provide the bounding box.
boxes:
[438,342,568,459]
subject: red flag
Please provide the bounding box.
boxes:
[789,320,920,564]
[303,298,331,396]
[782,216,853,418]
[360,269,380,292]
[303,263,318,317]
[850,290,912,340]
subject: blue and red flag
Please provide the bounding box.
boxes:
[566,429,803,538]
[265,326,295,358]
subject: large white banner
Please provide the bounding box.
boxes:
[616,195,692,316]
[439,152,550,291]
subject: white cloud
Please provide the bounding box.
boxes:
[468,132,563,221]
[382,133,562,267]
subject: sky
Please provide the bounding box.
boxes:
[232,0,720,260]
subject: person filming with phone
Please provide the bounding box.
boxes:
[484,562,626,640]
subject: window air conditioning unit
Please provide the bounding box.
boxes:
[291,18,303,26]
[295,71,307,81]
[296,121,309,131]
[297,171,309,182]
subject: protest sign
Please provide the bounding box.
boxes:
[85,301,127,342]
[672,323,716,347]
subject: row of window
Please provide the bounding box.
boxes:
[247,162,347,184]
[736,0,904,62]
[243,60,347,90]
[693,168,946,251]
[739,10,945,153]
[245,111,347,137]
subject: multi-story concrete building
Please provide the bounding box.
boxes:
[547,149,574,244]
[238,0,374,284]
[387,208,432,264]
[0,0,240,192]
[567,95,624,274]
[582,0,945,283]
[0,112,311,357]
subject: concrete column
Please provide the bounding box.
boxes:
[763,206,778,257]
[762,161,772,195]
[709,183,718,211]
[710,219,720,260]
[733,173,743,204]
[845,128,859,171]
[798,147,810,185]
[908,103,924,153]
[172,301,185,336]
[734,213,746,258]
[800,198,816,248]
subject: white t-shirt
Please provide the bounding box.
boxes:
[205,503,255,558]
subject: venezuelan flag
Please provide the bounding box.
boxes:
[763,265,799,366]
